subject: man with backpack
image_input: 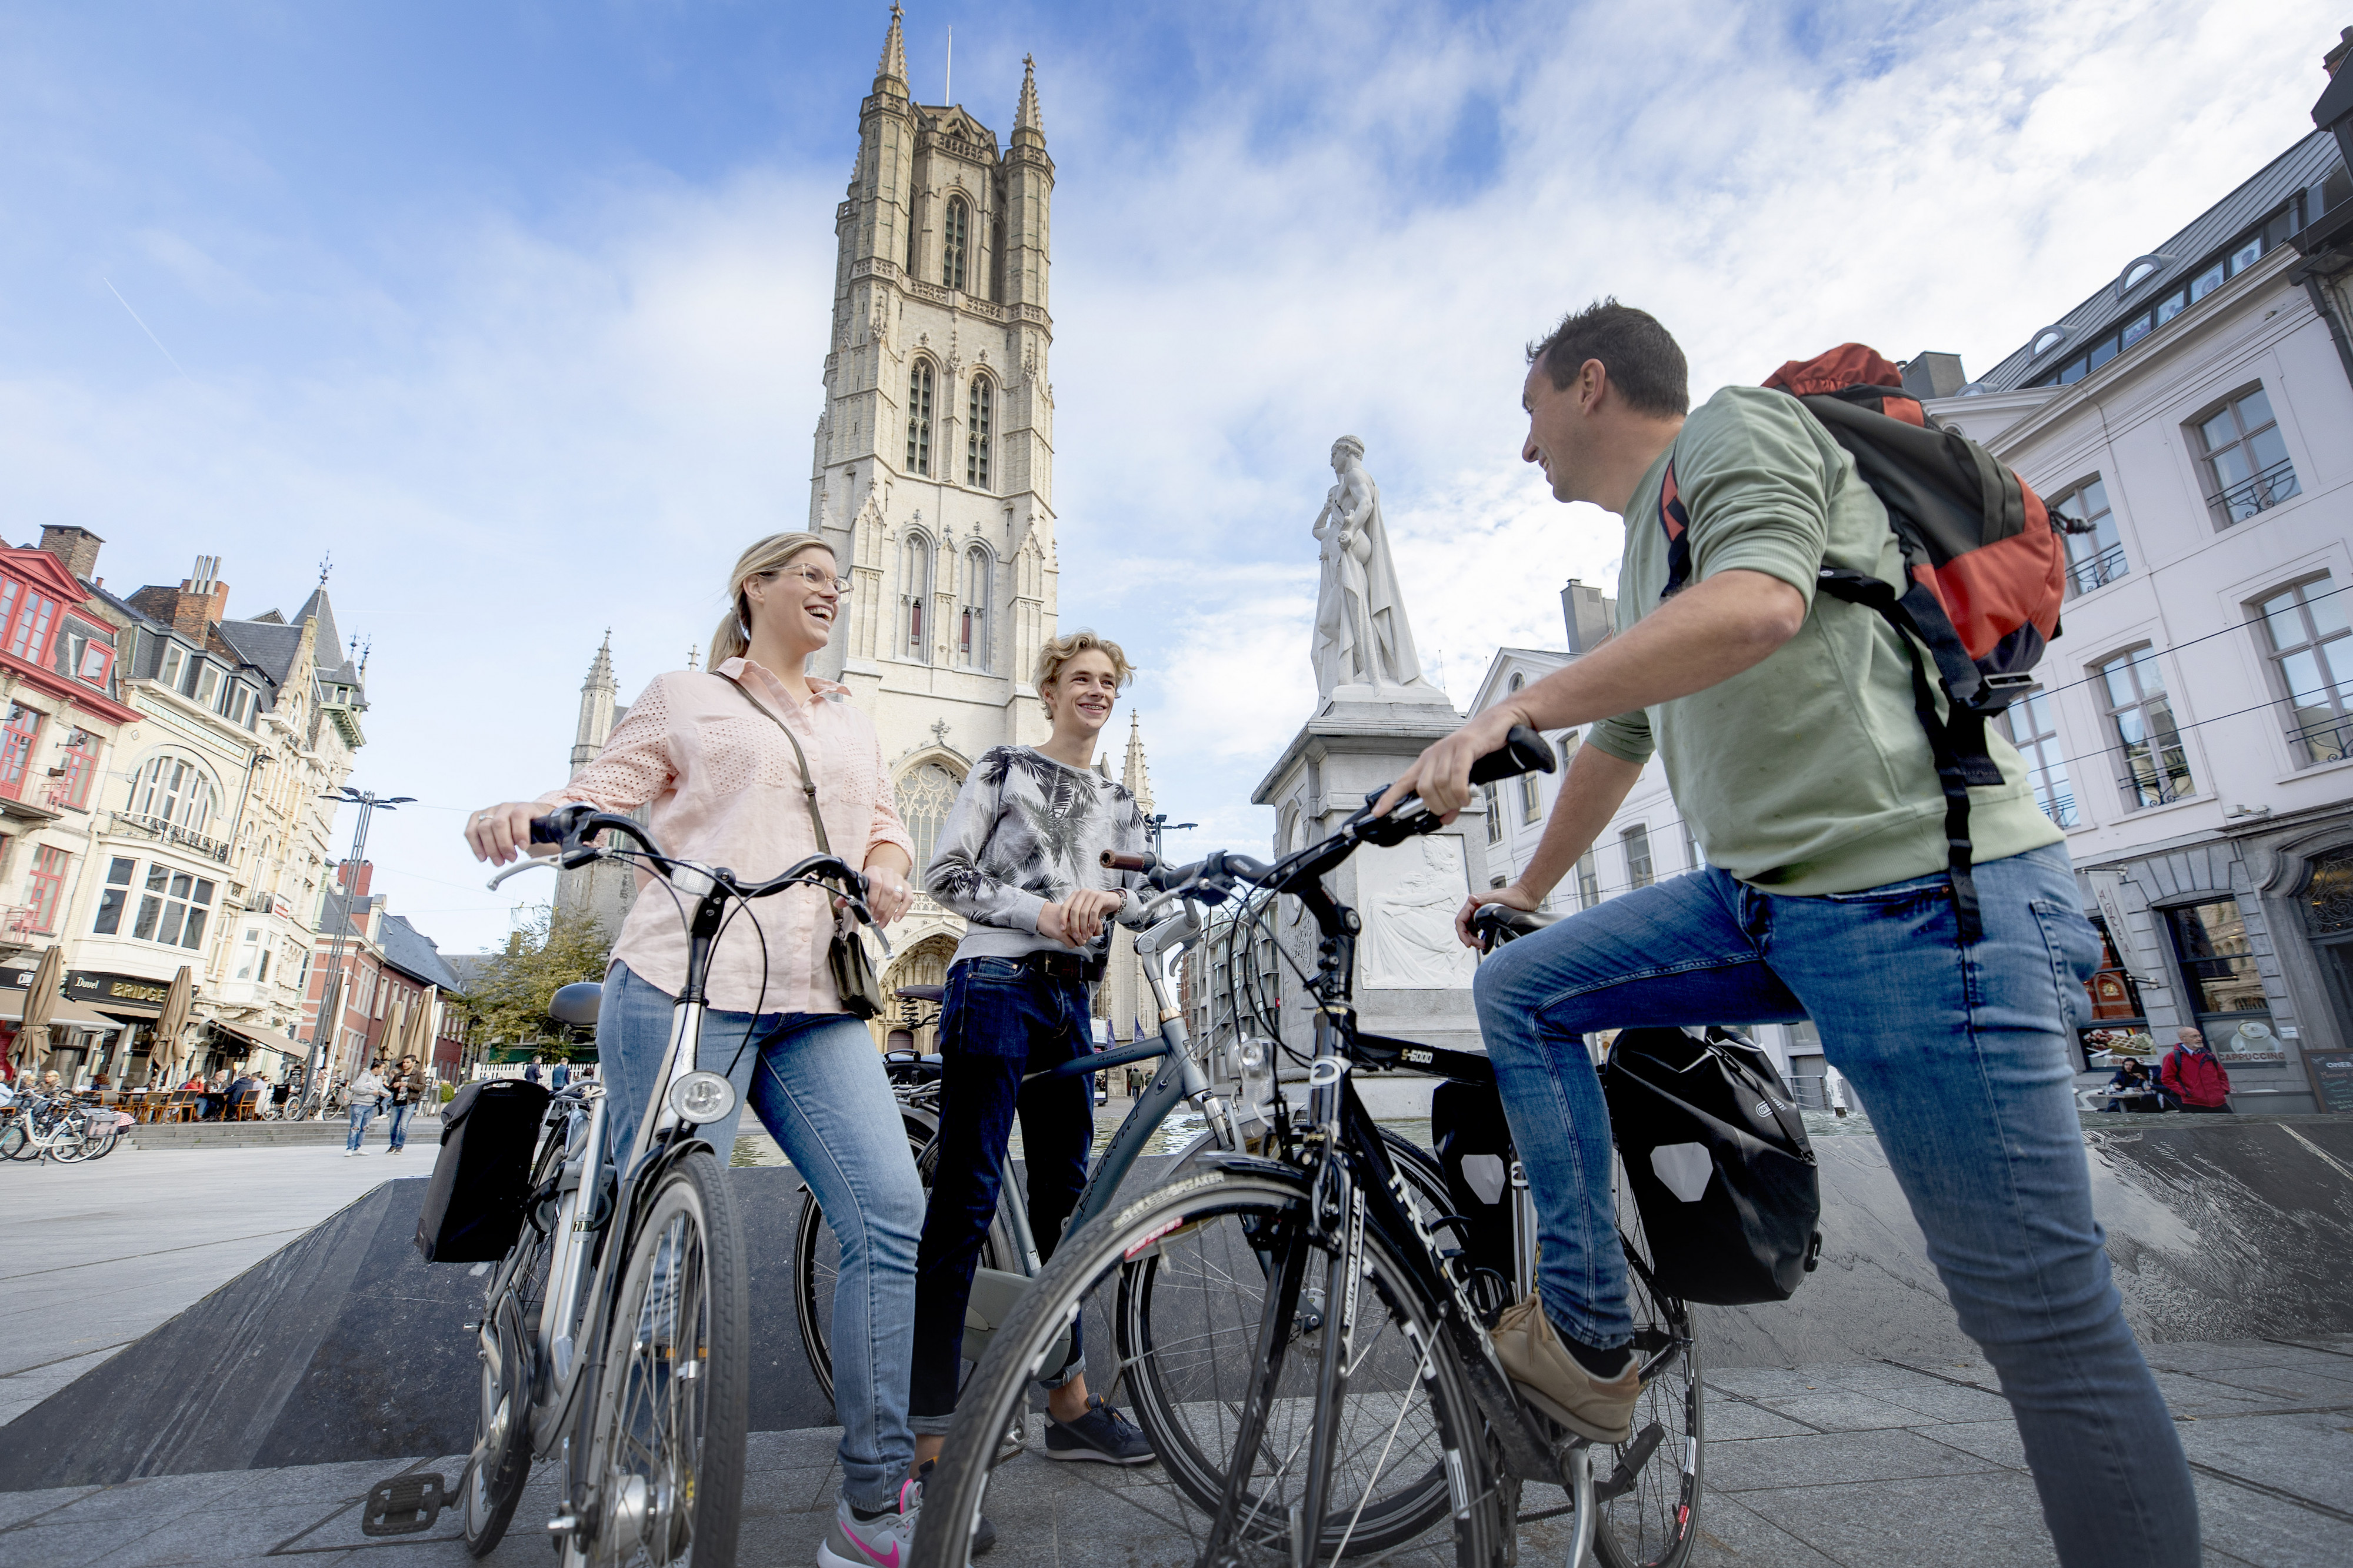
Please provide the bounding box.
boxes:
[2159,1026,2232,1113]
[1378,300,2196,1566]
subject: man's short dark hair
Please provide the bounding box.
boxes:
[1527,299,1689,418]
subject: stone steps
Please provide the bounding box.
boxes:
[124,1119,446,1150]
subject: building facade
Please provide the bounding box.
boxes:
[309,864,466,1084]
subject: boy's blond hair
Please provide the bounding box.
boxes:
[1034,629,1135,693]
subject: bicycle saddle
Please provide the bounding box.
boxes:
[549,982,604,1027]
[895,984,946,1004]
[1469,904,1561,949]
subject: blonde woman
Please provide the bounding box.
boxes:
[464,531,930,1568]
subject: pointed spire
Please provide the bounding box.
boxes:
[584,629,615,693]
[1014,52,1042,138]
[1122,713,1155,813]
[875,2,909,95]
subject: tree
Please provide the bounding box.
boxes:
[458,903,612,1059]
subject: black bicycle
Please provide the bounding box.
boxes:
[908,728,1702,1568]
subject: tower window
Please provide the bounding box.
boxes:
[966,376,992,489]
[902,532,934,661]
[944,196,969,292]
[906,359,934,475]
[961,546,991,669]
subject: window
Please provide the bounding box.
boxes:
[1997,690,2077,827]
[236,928,261,980]
[92,857,135,935]
[905,359,934,475]
[2255,576,2352,766]
[1557,730,1579,772]
[966,376,992,489]
[24,846,68,933]
[219,681,252,725]
[2052,476,2127,595]
[2097,647,2194,808]
[942,195,969,291]
[961,547,990,668]
[897,762,961,876]
[2197,386,2298,526]
[0,704,41,800]
[64,628,111,688]
[1482,782,1502,843]
[55,728,99,810]
[3,585,58,664]
[1508,672,1526,694]
[2028,212,2295,389]
[1622,825,1654,890]
[1518,768,1542,825]
[132,865,215,950]
[128,753,220,835]
[901,533,933,659]
[1574,852,1601,910]
[191,663,219,708]
[2165,899,2273,1042]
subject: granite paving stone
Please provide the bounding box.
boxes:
[1909,1416,2031,1471]
[1745,1387,1948,1432]
[1693,1397,1815,1440]
[1867,1381,2019,1423]
[0,1484,99,1532]
[2188,1466,2353,1568]
[1674,1493,1846,1567]
[1705,1426,2006,1492]
[2179,1408,2353,1513]
[1736,1467,2059,1567]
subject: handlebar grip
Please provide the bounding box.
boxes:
[528,816,563,845]
[1465,725,1557,786]
[1101,850,1156,872]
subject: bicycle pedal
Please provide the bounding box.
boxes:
[361,1472,445,1536]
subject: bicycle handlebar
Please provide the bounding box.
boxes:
[525,806,873,919]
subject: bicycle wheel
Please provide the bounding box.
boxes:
[0,1117,28,1161]
[48,1114,96,1164]
[462,1119,571,1557]
[571,1147,746,1567]
[1589,1159,1702,1568]
[914,1166,1504,1568]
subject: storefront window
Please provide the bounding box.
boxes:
[2165,898,2277,1055]
[2306,848,2353,1065]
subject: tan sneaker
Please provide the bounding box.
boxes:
[1489,1293,1639,1443]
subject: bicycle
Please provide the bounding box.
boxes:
[0,1091,115,1163]
[456,803,884,1567]
[908,726,1703,1568]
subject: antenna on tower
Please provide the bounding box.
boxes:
[687,643,699,671]
[316,552,333,587]
[944,25,951,102]
[356,636,372,677]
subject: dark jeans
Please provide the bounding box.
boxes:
[909,956,1095,1434]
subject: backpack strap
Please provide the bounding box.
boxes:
[719,673,834,856]
[1658,459,1695,599]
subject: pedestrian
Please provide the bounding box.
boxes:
[344,1062,386,1155]
[2159,1026,2232,1113]
[1401,300,2198,1565]
[551,1058,571,1091]
[915,629,1159,1485]
[385,1055,426,1153]
[464,528,926,1568]
[523,1057,544,1086]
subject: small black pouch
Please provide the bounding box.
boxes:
[414,1079,553,1263]
[1429,1077,1517,1289]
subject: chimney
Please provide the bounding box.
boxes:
[2326,25,2351,77]
[1561,578,1618,654]
[171,555,231,641]
[38,526,103,582]
[1900,352,1968,400]
[338,860,374,899]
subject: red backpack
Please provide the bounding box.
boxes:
[1657,344,2070,942]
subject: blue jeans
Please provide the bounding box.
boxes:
[386,1102,414,1150]
[344,1101,376,1150]
[909,958,1095,1433]
[599,962,922,1513]
[1474,844,2196,1568]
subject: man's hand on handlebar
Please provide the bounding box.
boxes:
[465,801,559,867]
[1369,709,1518,823]
[1457,880,1542,949]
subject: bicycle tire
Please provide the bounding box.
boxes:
[48,1114,96,1164]
[461,1120,572,1557]
[571,1147,747,1567]
[0,1119,28,1161]
[912,1166,1504,1568]
[1589,1159,1702,1568]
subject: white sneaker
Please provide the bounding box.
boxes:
[344,1149,362,1157]
[816,1476,920,1568]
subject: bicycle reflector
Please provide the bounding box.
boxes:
[668,1071,737,1125]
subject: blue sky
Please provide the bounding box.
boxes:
[1,0,2337,953]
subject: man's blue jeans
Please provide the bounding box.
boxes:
[386,1102,414,1151]
[1474,844,2197,1568]
[597,963,922,1514]
[344,1102,376,1151]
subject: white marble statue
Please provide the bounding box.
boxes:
[1359,835,1479,989]
[1312,436,1434,700]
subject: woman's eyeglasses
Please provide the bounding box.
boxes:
[776,566,851,593]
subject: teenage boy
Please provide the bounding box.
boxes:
[1375,301,2197,1567]
[916,630,1157,1476]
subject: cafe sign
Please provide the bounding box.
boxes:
[0,969,188,1008]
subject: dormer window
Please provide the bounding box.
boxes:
[2029,325,2069,359]
[159,644,185,689]
[192,663,220,708]
[2117,255,2168,295]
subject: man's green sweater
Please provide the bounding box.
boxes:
[1585,385,2061,895]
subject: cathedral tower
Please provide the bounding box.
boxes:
[556,632,638,940]
[811,6,1064,1010]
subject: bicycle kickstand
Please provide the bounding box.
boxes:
[1560,1439,1598,1567]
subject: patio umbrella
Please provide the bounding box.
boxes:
[399,993,435,1063]
[15,945,63,1076]
[153,965,194,1082]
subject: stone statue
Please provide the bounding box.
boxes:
[1359,836,1478,989]
[1312,436,1434,701]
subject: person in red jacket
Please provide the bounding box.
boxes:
[2159,1026,2232,1112]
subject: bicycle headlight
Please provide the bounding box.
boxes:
[667,1071,737,1126]
[1237,1039,1267,1073]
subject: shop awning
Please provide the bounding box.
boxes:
[0,990,126,1031]
[209,1017,305,1057]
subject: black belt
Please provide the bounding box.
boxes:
[1019,951,1103,983]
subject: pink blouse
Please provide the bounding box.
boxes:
[538,657,913,1015]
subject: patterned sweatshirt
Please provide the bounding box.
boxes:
[924,746,1152,968]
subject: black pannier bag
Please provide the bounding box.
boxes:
[1429,1077,1517,1289]
[415,1079,553,1263]
[1602,1027,1822,1306]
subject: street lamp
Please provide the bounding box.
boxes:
[1145,812,1197,863]
[302,786,414,1115]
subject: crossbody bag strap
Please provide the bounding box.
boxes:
[719,673,834,857]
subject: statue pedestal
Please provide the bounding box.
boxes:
[1252,692,1496,1059]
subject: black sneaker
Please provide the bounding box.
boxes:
[912,1460,995,1557]
[1042,1395,1156,1465]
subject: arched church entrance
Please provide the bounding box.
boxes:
[881,934,959,1053]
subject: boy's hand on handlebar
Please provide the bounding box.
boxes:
[1040,888,1122,948]
[1457,882,1541,949]
[862,864,914,926]
[465,802,556,867]
[1370,710,1517,823]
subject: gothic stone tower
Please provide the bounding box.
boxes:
[810,6,1061,1013]
[555,632,639,942]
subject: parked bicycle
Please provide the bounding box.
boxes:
[909,727,1702,1568]
[0,1089,120,1163]
[455,803,882,1567]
